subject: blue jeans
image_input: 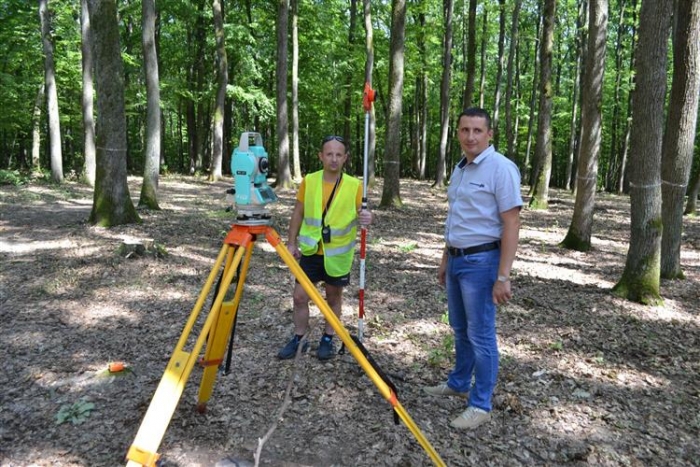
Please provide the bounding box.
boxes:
[445,248,500,412]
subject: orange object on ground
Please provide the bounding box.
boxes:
[109,362,126,373]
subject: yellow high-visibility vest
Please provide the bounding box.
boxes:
[298,170,360,277]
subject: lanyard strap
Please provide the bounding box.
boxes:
[322,176,342,226]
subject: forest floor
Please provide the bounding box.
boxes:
[1,175,699,467]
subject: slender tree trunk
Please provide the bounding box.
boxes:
[342,0,358,175]
[276,0,292,188]
[379,0,406,208]
[291,0,301,181]
[435,0,454,188]
[478,7,488,108]
[612,0,673,305]
[462,0,477,108]
[606,0,626,192]
[139,0,162,209]
[209,0,227,181]
[565,0,586,192]
[32,84,44,171]
[524,14,542,180]
[528,0,556,209]
[685,170,700,215]
[504,0,521,162]
[81,0,96,186]
[492,0,506,149]
[187,1,206,175]
[618,0,638,194]
[414,10,426,179]
[39,0,63,183]
[87,0,140,227]
[561,0,608,251]
[660,0,700,279]
[420,71,428,179]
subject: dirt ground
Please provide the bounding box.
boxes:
[1,175,699,467]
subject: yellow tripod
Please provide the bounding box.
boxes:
[125,221,446,467]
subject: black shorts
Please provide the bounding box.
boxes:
[297,254,350,287]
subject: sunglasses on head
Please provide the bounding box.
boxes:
[322,135,345,145]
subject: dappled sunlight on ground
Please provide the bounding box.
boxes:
[1,178,698,466]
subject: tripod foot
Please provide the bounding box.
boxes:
[196,402,207,414]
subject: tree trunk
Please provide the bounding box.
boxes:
[605,0,626,192]
[660,0,700,279]
[81,0,96,186]
[478,7,488,108]
[414,10,426,179]
[685,170,700,215]
[435,0,454,188]
[462,0,477,108]
[363,0,376,186]
[524,13,542,179]
[139,0,162,209]
[561,0,607,251]
[291,0,301,181]
[565,0,586,192]
[612,0,672,305]
[528,0,555,209]
[492,0,506,149]
[187,0,206,175]
[87,0,140,227]
[504,0,521,162]
[342,0,358,175]
[379,0,406,208]
[275,0,292,188]
[209,0,227,182]
[618,0,638,194]
[419,70,428,179]
[32,84,44,171]
[39,0,63,183]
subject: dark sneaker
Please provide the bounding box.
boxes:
[317,335,335,360]
[277,336,309,360]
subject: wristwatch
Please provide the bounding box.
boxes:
[497,275,510,283]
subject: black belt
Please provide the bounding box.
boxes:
[447,241,500,256]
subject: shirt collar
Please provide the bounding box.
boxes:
[458,145,495,168]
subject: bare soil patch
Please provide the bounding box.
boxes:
[1,176,699,467]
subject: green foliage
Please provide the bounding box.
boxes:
[0,170,30,186]
[398,241,418,253]
[427,333,454,368]
[0,0,651,193]
[549,339,564,351]
[55,398,95,425]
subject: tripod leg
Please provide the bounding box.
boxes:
[197,242,254,411]
[126,243,245,467]
[264,227,446,467]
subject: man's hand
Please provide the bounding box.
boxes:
[437,251,447,286]
[492,280,512,305]
[358,209,373,226]
[287,242,301,260]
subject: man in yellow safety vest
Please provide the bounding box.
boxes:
[278,135,373,361]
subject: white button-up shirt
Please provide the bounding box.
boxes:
[445,145,523,249]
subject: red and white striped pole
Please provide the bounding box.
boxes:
[358,82,375,343]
